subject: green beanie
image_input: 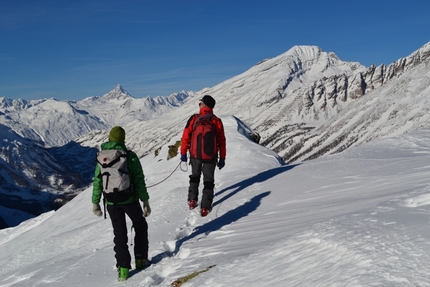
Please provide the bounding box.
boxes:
[109,126,125,143]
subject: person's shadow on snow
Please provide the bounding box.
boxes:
[151,191,270,264]
[152,163,298,263]
[213,164,298,207]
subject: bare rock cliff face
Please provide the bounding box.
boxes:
[258,43,430,163]
[299,43,430,119]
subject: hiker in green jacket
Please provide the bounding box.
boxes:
[92,126,151,281]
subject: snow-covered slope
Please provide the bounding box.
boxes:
[2,116,430,286]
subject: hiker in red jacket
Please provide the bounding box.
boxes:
[180,95,226,217]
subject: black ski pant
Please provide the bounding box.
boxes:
[188,157,216,210]
[107,201,148,269]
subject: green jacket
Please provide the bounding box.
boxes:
[92,141,149,205]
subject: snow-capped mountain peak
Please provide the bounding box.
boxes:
[101,84,133,100]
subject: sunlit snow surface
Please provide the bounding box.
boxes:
[1,116,430,286]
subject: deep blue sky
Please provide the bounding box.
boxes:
[1,0,429,101]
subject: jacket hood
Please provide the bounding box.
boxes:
[101,141,127,151]
[199,106,213,115]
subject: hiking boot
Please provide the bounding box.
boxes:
[201,207,210,217]
[188,200,197,210]
[135,259,152,270]
[117,267,129,281]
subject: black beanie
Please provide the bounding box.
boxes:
[200,95,216,109]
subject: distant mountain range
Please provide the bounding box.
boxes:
[1,42,429,228]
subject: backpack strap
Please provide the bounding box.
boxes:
[96,152,128,168]
[103,196,107,219]
[193,113,215,129]
[199,113,215,120]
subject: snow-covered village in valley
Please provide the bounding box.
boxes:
[1,40,430,285]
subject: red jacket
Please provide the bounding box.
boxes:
[180,106,226,160]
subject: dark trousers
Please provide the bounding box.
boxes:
[188,157,216,210]
[107,201,148,269]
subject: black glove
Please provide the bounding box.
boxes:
[217,158,225,170]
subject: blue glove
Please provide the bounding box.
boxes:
[217,158,225,170]
[180,154,187,162]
